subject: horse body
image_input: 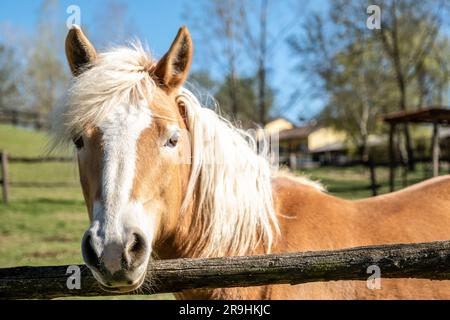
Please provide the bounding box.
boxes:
[171,175,450,299]
[57,25,450,299]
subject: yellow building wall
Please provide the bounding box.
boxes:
[308,127,347,151]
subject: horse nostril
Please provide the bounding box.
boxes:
[130,232,145,254]
[81,232,101,269]
[123,229,148,269]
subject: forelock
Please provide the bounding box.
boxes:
[51,41,157,149]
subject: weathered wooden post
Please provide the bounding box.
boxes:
[389,123,396,192]
[368,156,378,197]
[432,122,440,177]
[11,110,18,126]
[1,150,9,204]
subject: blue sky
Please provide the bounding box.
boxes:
[0,0,187,55]
[0,0,326,123]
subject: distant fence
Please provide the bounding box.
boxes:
[0,240,449,299]
[311,157,449,197]
[324,158,380,196]
[0,109,48,130]
[1,147,447,203]
[0,150,74,204]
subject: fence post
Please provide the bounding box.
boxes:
[432,122,440,177]
[389,123,396,192]
[1,150,9,204]
[368,156,378,197]
[11,110,18,126]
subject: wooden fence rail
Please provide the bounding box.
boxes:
[0,240,449,299]
[8,156,73,163]
[0,109,48,130]
[0,151,74,203]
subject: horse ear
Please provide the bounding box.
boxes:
[153,26,193,93]
[65,25,97,76]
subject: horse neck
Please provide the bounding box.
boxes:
[152,202,195,260]
[153,182,276,260]
[152,188,211,259]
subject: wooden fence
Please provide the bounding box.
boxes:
[0,109,48,130]
[0,240,449,299]
[0,150,74,203]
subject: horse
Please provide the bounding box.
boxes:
[53,25,450,299]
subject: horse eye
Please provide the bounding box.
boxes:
[73,136,84,150]
[164,133,179,148]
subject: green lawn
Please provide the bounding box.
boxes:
[0,124,441,299]
[0,124,84,267]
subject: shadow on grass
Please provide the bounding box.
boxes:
[25,198,85,206]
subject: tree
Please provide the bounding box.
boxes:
[240,0,302,125]
[188,71,217,94]
[188,70,274,127]
[22,0,68,115]
[92,0,139,48]
[186,0,298,125]
[289,0,450,162]
[375,0,449,169]
[188,0,247,117]
[319,38,392,158]
[215,74,274,126]
[0,44,20,110]
[187,70,218,109]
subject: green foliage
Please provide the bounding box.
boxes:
[0,45,19,110]
[23,0,68,115]
[289,0,450,152]
[189,71,274,126]
[215,75,273,125]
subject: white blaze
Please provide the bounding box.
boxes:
[91,102,153,259]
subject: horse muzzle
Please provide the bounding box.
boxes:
[81,227,149,292]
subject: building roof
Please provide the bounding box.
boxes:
[264,118,294,132]
[383,107,450,124]
[278,125,318,140]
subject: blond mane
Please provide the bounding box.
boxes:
[176,89,280,257]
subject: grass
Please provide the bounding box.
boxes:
[0,198,86,267]
[0,124,66,157]
[0,123,440,299]
[0,124,84,267]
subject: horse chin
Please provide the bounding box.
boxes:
[97,271,147,294]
